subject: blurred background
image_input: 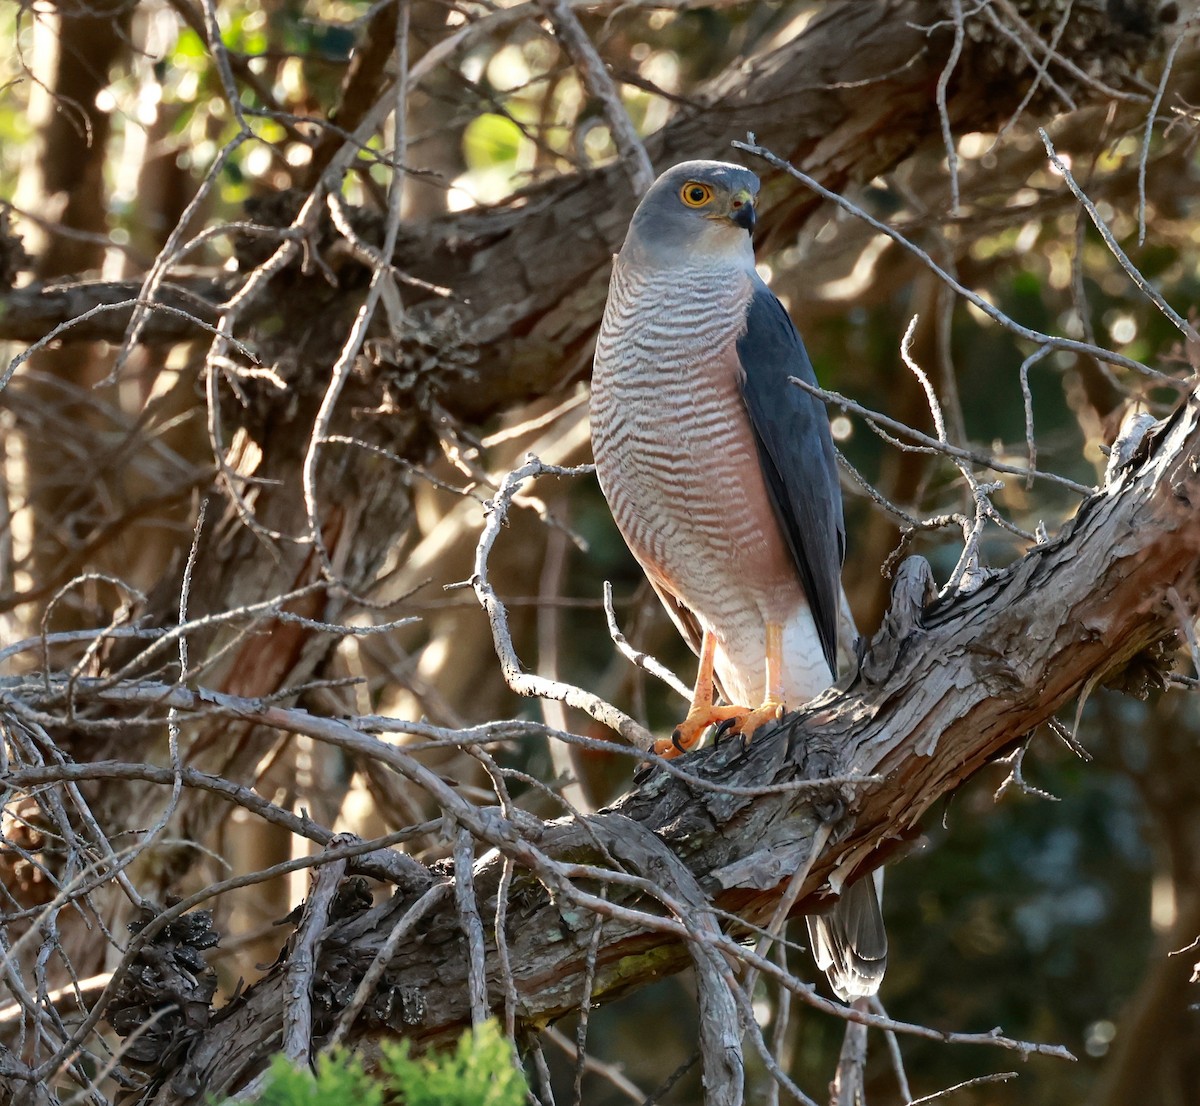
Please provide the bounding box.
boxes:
[1,0,1198,1102]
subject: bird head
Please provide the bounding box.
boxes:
[623,160,760,267]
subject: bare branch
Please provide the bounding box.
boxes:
[789,375,1094,496]
[602,581,691,701]
[453,825,491,1029]
[536,0,653,195]
[469,457,654,749]
[282,847,349,1063]
[1040,128,1200,343]
[735,138,1184,386]
[16,383,1191,1099]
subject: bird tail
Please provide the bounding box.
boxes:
[806,871,887,1001]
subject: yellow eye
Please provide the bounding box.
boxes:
[680,181,713,207]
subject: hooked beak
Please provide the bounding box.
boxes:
[730,190,756,233]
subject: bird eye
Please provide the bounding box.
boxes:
[680,182,713,207]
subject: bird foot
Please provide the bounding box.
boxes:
[737,698,786,739]
[712,699,786,748]
[653,704,746,759]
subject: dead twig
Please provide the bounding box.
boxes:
[1040,129,1200,344]
[735,138,1182,386]
[536,0,653,196]
[469,456,654,749]
[454,824,491,1028]
[282,846,349,1063]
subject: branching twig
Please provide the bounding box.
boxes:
[536,0,653,196]
[1040,129,1200,344]
[301,2,412,582]
[602,581,691,701]
[324,883,450,1050]
[906,1071,1019,1105]
[735,138,1182,385]
[470,457,654,749]
[794,374,1092,500]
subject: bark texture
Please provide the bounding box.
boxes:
[105,388,1200,1103]
[3,2,1196,1101]
[11,0,1169,918]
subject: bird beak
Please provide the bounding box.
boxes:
[730,190,756,233]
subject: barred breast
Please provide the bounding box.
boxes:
[590,255,830,705]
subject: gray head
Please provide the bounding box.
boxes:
[622,160,760,268]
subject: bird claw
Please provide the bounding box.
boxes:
[652,699,782,761]
[713,716,743,745]
[633,759,654,782]
[652,728,698,759]
[714,700,785,751]
[738,700,785,738]
[657,703,746,758]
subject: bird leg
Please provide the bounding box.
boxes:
[694,623,788,750]
[653,629,745,758]
[654,624,788,758]
[734,621,787,738]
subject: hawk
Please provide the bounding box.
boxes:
[589,160,885,1000]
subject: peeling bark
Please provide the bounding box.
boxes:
[117,389,1200,1103]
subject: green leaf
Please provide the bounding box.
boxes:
[462,114,524,171]
[173,27,209,59]
[244,1021,527,1106]
[251,1052,383,1106]
[382,1020,527,1106]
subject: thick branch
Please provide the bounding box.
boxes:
[114,389,1200,1102]
[0,277,227,343]
[1,1,1185,423]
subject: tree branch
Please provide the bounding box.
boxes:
[59,385,1200,1103]
[0,277,227,344]
[2,1,1187,422]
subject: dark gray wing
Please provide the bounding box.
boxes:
[736,278,845,677]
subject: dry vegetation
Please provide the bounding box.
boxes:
[1,2,1198,1104]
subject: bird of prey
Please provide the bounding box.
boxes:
[589,159,885,1000]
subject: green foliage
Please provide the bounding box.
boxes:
[247,1021,527,1106]
[252,1051,382,1106]
[382,1019,527,1106]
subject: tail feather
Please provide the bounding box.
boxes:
[806,872,887,1001]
